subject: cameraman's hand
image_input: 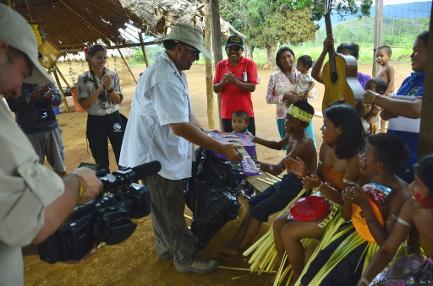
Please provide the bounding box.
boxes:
[72,167,103,201]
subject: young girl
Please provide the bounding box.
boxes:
[272,103,365,283]
[357,154,433,286]
[300,134,410,286]
[77,44,124,171]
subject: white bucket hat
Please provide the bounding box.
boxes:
[161,23,211,59]
[0,4,54,84]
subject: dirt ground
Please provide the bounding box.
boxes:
[24,62,412,286]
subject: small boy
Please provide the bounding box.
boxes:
[375,45,395,96]
[231,110,253,135]
[296,55,316,99]
[225,101,317,254]
[357,77,388,134]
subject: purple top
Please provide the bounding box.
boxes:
[358,72,371,89]
[357,72,371,89]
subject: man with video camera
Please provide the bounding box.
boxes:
[0,5,103,285]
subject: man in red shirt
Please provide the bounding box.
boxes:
[213,35,258,134]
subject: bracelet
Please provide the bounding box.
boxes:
[72,173,86,204]
[359,277,370,285]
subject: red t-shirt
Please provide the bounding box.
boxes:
[213,57,258,119]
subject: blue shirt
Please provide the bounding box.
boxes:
[387,72,425,168]
[6,83,61,134]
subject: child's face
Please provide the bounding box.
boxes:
[296,62,308,74]
[375,49,390,65]
[232,116,249,133]
[284,114,304,134]
[359,143,381,177]
[362,103,372,117]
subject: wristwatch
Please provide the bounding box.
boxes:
[106,87,114,93]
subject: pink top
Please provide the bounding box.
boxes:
[266,70,300,119]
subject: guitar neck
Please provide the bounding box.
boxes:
[324,12,338,83]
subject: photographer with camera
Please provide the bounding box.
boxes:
[6,74,66,176]
[0,5,103,286]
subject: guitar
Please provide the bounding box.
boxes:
[321,0,364,111]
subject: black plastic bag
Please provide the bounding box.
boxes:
[185,148,241,249]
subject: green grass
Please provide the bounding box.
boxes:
[128,42,413,67]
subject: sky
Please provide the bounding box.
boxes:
[382,0,431,5]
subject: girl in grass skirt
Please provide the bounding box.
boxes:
[299,134,410,286]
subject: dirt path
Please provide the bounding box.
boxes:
[24,62,411,286]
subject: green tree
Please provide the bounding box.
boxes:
[220,0,372,65]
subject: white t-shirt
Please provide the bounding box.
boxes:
[119,52,194,180]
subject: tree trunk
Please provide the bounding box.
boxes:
[204,0,215,129]
[265,45,276,69]
[245,45,254,59]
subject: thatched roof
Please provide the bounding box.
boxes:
[2,0,143,51]
[120,0,244,37]
[2,0,242,52]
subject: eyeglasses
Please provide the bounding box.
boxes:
[183,44,200,58]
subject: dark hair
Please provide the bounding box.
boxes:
[415,154,433,194]
[366,134,409,173]
[276,46,295,71]
[365,77,388,94]
[377,45,392,56]
[232,110,249,122]
[417,31,429,47]
[337,43,360,60]
[297,55,313,69]
[293,100,315,116]
[324,103,365,159]
[163,39,178,50]
[87,44,106,58]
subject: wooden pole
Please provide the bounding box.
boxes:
[53,68,70,112]
[372,0,383,76]
[55,65,71,88]
[204,0,215,129]
[139,32,149,68]
[418,2,433,157]
[117,48,137,84]
[210,0,223,129]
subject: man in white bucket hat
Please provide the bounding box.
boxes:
[0,4,102,285]
[120,23,240,274]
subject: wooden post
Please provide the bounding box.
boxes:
[139,32,149,68]
[204,0,215,129]
[117,48,137,84]
[372,0,383,76]
[55,65,71,88]
[418,2,433,156]
[210,0,223,129]
[53,68,70,112]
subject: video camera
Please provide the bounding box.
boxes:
[37,161,161,263]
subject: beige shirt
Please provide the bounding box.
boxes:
[0,97,64,286]
[77,68,122,116]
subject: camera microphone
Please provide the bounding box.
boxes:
[99,161,161,192]
[131,161,161,180]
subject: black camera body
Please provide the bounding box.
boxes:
[37,162,160,263]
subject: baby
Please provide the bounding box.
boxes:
[296,55,315,99]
